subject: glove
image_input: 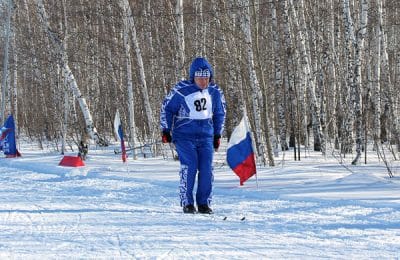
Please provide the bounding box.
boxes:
[162,131,172,143]
[213,134,221,150]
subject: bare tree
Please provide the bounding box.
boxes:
[240,0,271,166]
[119,0,137,158]
[271,0,288,151]
[176,0,185,79]
[1,0,13,123]
[35,0,106,145]
[3,0,399,166]
[345,0,368,165]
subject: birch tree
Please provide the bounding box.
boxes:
[371,0,382,144]
[252,1,278,159]
[341,0,356,154]
[12,30,18,132]
[326,0,339,146]
[378,0,400,152]
[1,0,13,123]
[176,0,185,79]
[119,0,137,158]
[5,0,400,163]
[35,0,106,145]
[271,0,288,151]
[349,0,368,165]
[291,0,325,153]
[118,0,155,141]
[240,0,270,166]
[280,0,298,151]
[211,0,241,138]
[288,0,308,154]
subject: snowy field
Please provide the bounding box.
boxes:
[1,141,400,259]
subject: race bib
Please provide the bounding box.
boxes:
[185,91,213,119]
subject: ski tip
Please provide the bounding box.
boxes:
[240,217,246,221]
[222,216,227,220]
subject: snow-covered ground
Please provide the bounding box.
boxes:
[1,142,400,259]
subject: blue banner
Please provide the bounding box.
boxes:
[1,115,21,157]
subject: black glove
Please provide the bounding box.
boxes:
[213,134,221,150]
[162,131,172,143]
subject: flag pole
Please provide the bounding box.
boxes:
[244,114,259,189]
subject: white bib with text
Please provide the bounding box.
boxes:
[184,91,213,120]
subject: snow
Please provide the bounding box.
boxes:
[1,142,400,258]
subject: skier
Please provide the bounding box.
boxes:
[160,57,226,214]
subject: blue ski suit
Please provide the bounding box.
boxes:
[160,57,226,207]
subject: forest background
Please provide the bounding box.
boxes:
[1,0,400,167]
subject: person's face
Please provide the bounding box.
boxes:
[194,77,210,89]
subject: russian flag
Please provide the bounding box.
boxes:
[114,110,127,163]
[226,116,256,185]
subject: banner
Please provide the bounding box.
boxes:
[114,110,127,162]
[1,114,21,158]
[226,116,256,185]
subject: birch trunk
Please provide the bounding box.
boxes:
[105,4,124,109]
[1,0,13,123]
[121,1,137,159]
[62,73,69,154]
[88,2,100,126]
[341,0,356,154]
[35,0,106,145]
[60,0,68,154]
[12,30,18,132]
[288,0,308,152]
[271,0,288,151]
[351,0,368,165]
[379,0,400,151]
[176,0,185,79]
[372,1,382,142]
[281,0,297,151]
[327,0,338,144]
[253,1,276,163]
[119,0,155,140]
[144,2,156,98]
[292,0,325,154]
[194,0,201,55]
[22,0,43,139]
[240,0,269,166]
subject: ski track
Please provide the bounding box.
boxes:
[1,149,400,258]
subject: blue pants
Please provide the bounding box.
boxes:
[175,138,214,207]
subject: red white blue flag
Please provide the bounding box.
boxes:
[1,114,21,158]
[114,110,127,163]
[226,116,256,185]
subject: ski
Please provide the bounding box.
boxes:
[192,212,246,221]
[222,216,246,221]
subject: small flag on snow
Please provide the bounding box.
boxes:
[114,110,127,163]
[226,116,256,185]
[1,114,21,158]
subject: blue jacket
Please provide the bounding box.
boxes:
[160,58,226,140]
[160,80,226,140]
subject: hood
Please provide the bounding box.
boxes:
[189,57,213,82]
